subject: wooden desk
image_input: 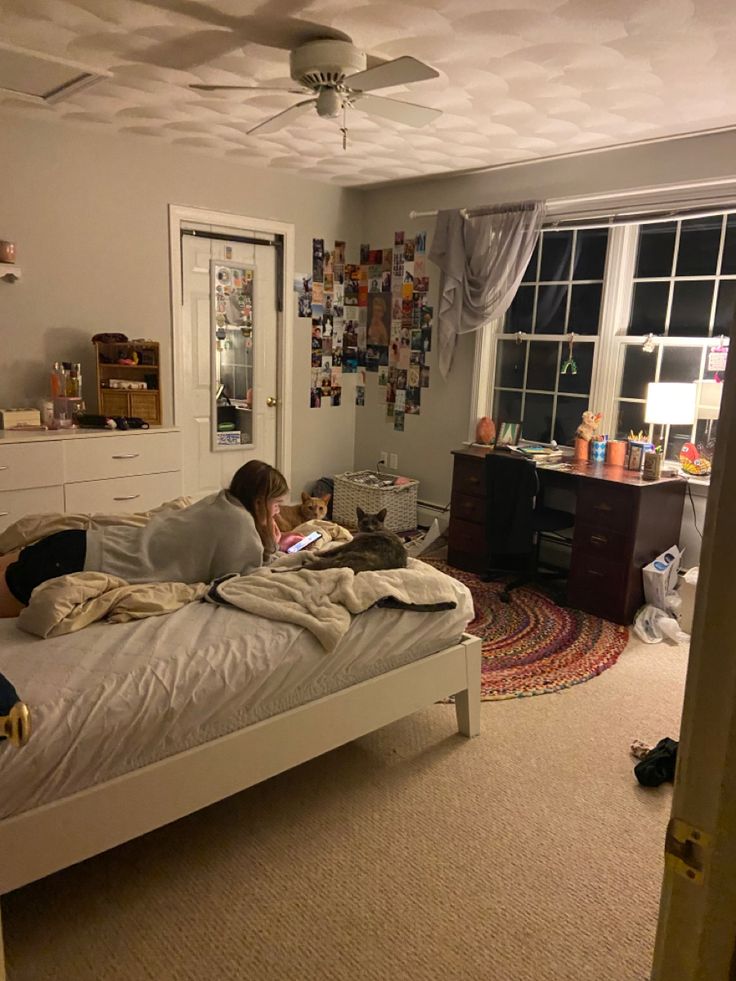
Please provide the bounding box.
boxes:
[447,446,686,625]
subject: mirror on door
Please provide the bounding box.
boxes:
[211,260,254,450]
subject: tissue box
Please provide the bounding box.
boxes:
[0,408,41,429]
[643,545,682,610]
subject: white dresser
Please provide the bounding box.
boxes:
[0,428,182,534]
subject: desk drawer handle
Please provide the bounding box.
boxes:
[113,494,141,501]
[586,568,605,578]
[590,534,608,546]
[467,476,480,485]
[593,502,613,512]
[112,453,140,460]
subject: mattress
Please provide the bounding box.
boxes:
[0,578,473,820]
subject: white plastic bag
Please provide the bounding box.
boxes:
[633,604,690,645]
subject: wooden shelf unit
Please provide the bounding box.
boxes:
[95,340,162,425]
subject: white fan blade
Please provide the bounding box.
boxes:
[247,99,316,135]
[353,93,441,127]
[346,56,439,93]
[190,84,306,94]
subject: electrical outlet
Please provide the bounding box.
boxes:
[379,451,388,466]
[389,452,398,470]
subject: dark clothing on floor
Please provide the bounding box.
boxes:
[5,529,87,605]
[634,737,679,787]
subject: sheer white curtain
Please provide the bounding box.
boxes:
[428,201,546,377]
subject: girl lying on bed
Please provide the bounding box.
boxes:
[0,460,303,618]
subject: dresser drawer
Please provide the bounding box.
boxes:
[576,480,637,534]
[64,471,182,514]
[0,486,65,534]
[572,522,631,561]
[63,432,181,482]
[0,441,64,491]
[452,456,486,498]
[451,492,486,525]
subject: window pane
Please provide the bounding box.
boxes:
[568,283,603,334]
[526,341,558,391]
[521,241,539,283]
[535,284,568,333]
[495,340,527,389]
[621,346,656,399]
[616,400,647,440]
[559,341,593,395]
[714,280,736,335]
[676,216,722,276]
[721,215,736,274]
[540,232,572,281]
[628,281,669,334]
[659,346,701,385]
[573,229,608,280]
[669,281,713,336]
[554,396,587,446]
[505,285,534,333]
[522,393,554,442]
[635,222,676,278]
[494,389,522,428]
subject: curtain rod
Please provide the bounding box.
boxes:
[408,202,736,232]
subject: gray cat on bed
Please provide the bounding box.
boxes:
[303,507,407,573]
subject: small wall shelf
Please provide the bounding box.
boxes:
[0,263,21,283]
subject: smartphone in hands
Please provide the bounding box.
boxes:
[286,530,322,553]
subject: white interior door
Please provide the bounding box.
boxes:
[180,229,279,498]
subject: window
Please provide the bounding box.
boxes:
[485,210,731,460]
[493,228,609,444]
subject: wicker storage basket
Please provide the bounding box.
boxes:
[333,470,419,532]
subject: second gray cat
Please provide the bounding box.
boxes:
[303,506,407,573]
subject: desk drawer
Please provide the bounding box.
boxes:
[448,516,486,556]
[576,481,636,534]
[63,432,180,482]
[0,486,65,534]
[567,551,628,622]
[452,456,486,498]
[573,522,631,561]
[64,471,182,514]
[451,492,485,526]
[0,442,64,491]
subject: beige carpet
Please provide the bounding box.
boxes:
[3,634,688,981]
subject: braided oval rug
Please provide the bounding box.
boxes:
[424,558,629,701]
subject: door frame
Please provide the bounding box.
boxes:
[168,204,295,487]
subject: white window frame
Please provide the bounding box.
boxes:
[472,211,732,452]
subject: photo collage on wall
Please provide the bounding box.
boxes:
[296,232,432,426]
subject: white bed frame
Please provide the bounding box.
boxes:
[0,633,481,978]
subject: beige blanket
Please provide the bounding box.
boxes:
[208,557,458,653]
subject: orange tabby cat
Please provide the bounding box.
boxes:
[275,491,331,532]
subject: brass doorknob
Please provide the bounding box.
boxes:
[266,396,278,407]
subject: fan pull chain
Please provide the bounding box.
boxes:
[340,101,348,151]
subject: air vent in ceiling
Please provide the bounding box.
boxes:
[0,40,110,105]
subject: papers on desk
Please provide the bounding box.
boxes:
[508,444,566,463]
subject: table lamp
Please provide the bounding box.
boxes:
[644,382,697,454]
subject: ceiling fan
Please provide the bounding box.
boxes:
[189,39,441,145]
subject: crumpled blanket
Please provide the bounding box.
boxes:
[17,573,208,638]
[206,556,458,652]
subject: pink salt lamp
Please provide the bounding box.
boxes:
[475,416,495,445]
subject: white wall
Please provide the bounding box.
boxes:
[356,131,736,559]
[0,115,363,498]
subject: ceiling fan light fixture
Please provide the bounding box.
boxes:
[316,87,342,118]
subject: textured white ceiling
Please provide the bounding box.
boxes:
[1,0,736,187]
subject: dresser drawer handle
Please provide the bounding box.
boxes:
[0,466,8,472]
[112,453,140,460]
[590,534,608,546]
[113,494,141,501]
[0,511,9,517]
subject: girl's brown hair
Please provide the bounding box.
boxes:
[228,460,288,553]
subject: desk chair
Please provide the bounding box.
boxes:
[482,452,574,603]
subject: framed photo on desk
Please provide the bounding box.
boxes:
[497,421,520,446]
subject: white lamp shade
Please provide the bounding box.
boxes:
[644,383,697,425]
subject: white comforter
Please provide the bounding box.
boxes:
[0,575,474,820]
